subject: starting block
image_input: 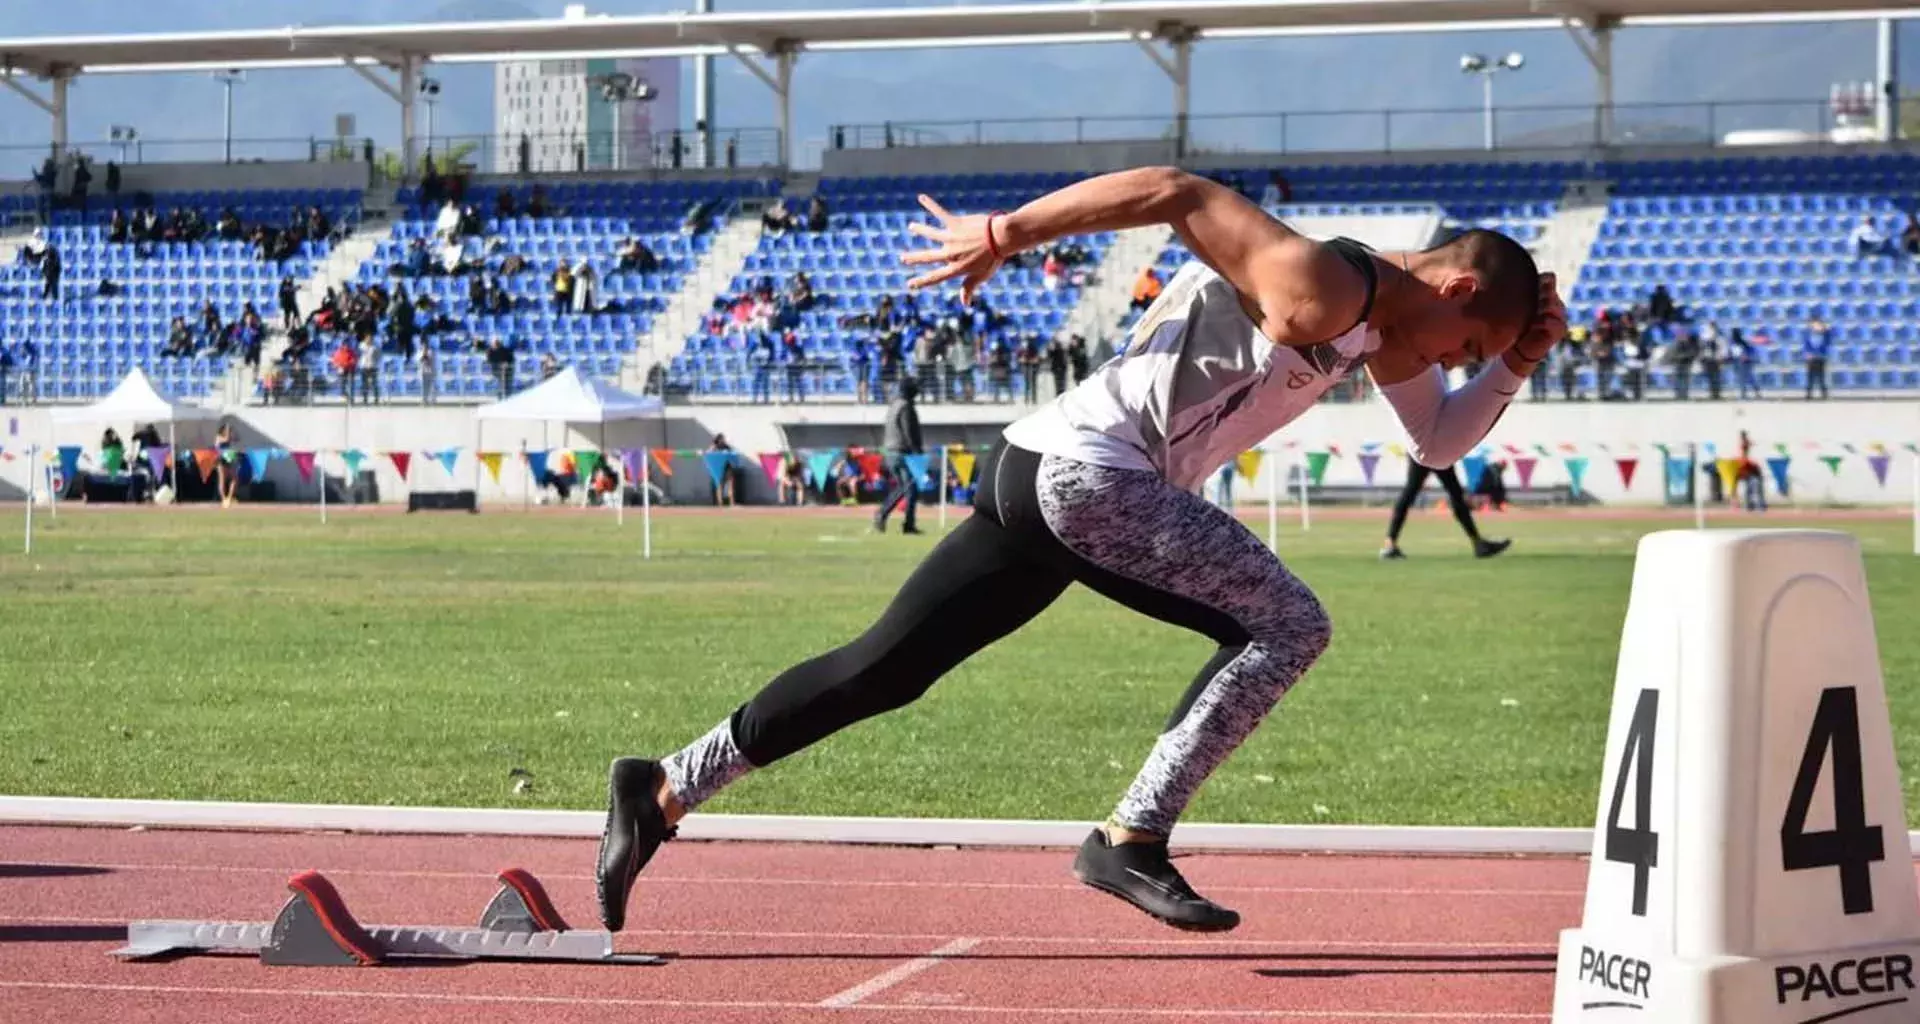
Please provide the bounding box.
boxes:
[1552,530,1920,1022]
[111,867,662,967]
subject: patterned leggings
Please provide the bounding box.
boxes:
[663,440,1334,836]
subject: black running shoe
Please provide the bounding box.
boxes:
[596,757,676,931]
[1379,546,1407,561]
[1474,537,1512,559]
[1072,828,1240,932]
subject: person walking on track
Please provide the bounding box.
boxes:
[598,166,1565,934]
[1379,456,1511,560]
[873,377,925,535]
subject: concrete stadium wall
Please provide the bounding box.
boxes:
[4,397,1916,508]
[106,160,371,195]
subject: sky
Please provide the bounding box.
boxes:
[0,1,1911,167]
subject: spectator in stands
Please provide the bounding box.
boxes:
[1668,318,1699,400]
[1042,250,1064,292]
[529,185,551,218]
[616,237,657,274]
[19,227,46,268]
[1258,171,1293,207]
[1902,212,1920,257]
[1068,335,1090,384]
[781,328,807,403]
[389,284,417,360]
[486,338,516,397]
[550,262,574,313]
[805,195,829,232]
[357,333,380,404]
[31,156,55,222]
[1017,334,1041,404]
[108,209,129,245]
[681,197,719,236]
[421,154,443,208]
[762,198,797,236]
[237,304,265,371]
[572,259,597,314]
[331,338,359,403]
[1590,311,1618,398]
[275,275,300,331]
[0,345,11,405]
[10,340,34,404]
[216,208,244,241]
[707,434,739,506]
[1623,321,1655,401]
[1803,316,1832,400]
[1697,320,1724,400]
[1130,266,1162,312]
[40,242,61,301]
[435,199,461,242]
[1046,337,1069,397]
[418,344,437,405]
[458,205,484,238]
[749,335,775,404]
[786,271,814,310]
[1731,327,1762,399]
[1851,216,1891,258]
[540,352,560,381]
[986,339,1014,402]
[496,189,517,220]
[1556,327,1586,400]
[163,316,194,358]
[69,157,90,214]
[852,335,874,405]
[1647,284,1675,325]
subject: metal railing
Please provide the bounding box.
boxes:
[405,128,786,179]
[829,99,1874,157]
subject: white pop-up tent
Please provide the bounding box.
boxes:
[24,368,223,551]
[473,366,665,554]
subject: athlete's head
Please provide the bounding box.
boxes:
[1397,229,1540,369]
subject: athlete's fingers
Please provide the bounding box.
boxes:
[908,263,965,291]
[917,194,952,224]
[899,247,949,266]
[906,221,948,243]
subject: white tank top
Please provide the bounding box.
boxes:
[1004,249,1381,492]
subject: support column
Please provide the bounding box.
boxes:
[696,0,715,168]
[1878,18,1900,143]
[729,43,796,171]
[399,55,420,178]
[50,72,70,159]
[1563,17,1615,147]
[1134,26,1194,160]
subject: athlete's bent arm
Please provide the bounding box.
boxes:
[902,167,1368,347]
[1369,275,1566,468]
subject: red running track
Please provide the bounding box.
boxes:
[0,824,1588,1023]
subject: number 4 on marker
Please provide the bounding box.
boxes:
[1604,688,1661,918]
[1781,686,1886,916]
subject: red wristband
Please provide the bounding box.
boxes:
[984,211,1006,262]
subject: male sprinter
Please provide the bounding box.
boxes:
[598,166,1565,933]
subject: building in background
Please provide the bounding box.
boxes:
[492,7,681,173]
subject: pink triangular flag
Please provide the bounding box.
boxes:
[388,451,412,479]
[292,451,316,483]
[1513,456,1538,489]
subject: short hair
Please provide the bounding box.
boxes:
[1424,228,1539,335]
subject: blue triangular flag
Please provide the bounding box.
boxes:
[1767,455,1792,497]
[525,450,549,482]
[806,451,837,488]
[703,451,735,486]
[55,445,81,482]
[1461,455,1488,492]
[903,453,931,487]
[435,448,460,477]
[245,447,273,480]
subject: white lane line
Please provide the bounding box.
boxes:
[0,980,1548,1019]
[0,860,1584,897]
[0,916,1554,952]
[817,937,981,1007]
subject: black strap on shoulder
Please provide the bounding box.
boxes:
[1320,236,1380,333]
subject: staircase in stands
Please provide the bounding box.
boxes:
[619,209,765,391]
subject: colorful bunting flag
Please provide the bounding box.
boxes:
[758,452,786,488]
[649,448,676,477]
[950,449,977,488]
[1716,458,1744,494]
[292,450,317,483]
[1665,456,1691,495]
[245,448,273,481]
[806,451,838,488]
[478,451,504,483]
[1461,455,1488,491]
[1565,456,1590,496]
[434,449,460,477]
[575,450,602,483]
[192,448,219,482]
[147,445,171,479]
[343,449,366,477]
[855,451,884,482]
[1513,456,1537,489]
[55,445,81,482]
[1357,452,1381,485]
[702,451,735,486]
[1766,456,1791,496]
[902,453,931,487]
[1233,450,1264,482]
[1304,451,1331,487]
[1867,453,1891,487]
[1387,443,1405,458]
[1615,457,1638,490]
[389,451,412,479]
[524,450,548,482]
[1820,455,1844,477]
[620,449,644,484]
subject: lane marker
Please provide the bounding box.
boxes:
[0,980,1547,1019]
[0,915,1555,952]
[817,937,980,1007]
[0,859,1586,898]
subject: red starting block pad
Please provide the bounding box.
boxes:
[111,867,662,967]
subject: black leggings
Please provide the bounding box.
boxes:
[668,440,1333,834]
[1385,459,1480,543]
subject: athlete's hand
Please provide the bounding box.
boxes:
[901,194,1003,303]
[1506,272,1566,371]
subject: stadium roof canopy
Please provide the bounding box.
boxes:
[1,0,1910,167]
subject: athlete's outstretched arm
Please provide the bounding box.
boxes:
[1369,274,1566,468]
[900,167,1367,347]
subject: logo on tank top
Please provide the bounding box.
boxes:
[1288,342,1371,389]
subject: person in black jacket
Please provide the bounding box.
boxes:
[873,377,923,534]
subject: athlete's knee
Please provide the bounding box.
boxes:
[1247,574,1332,662]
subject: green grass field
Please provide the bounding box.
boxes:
[3,506,1918,828]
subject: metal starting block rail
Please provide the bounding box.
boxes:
[111,867,662,967]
